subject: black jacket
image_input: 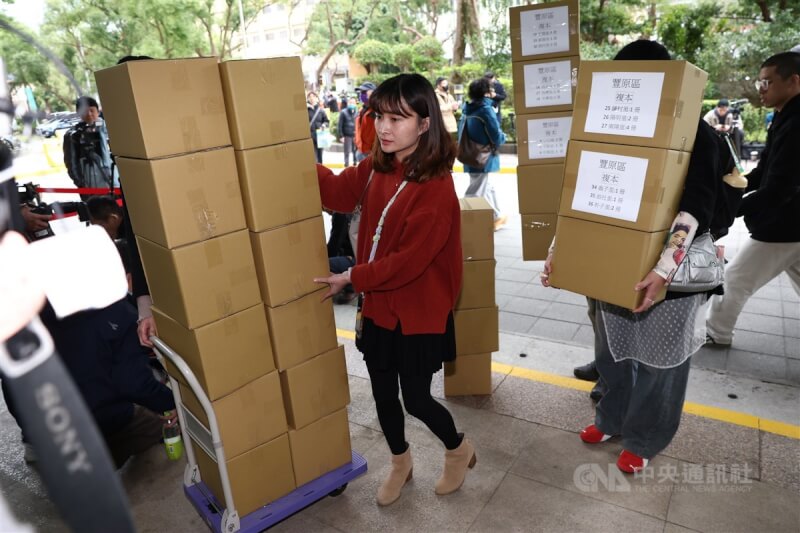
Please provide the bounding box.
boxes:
[41,299,174,435]
[337,107,357,138]
[308,104,329,139]
[738,93,800,242]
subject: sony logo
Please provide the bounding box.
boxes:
[35,382,93,474]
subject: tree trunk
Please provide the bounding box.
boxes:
[754,0,772,22]
[453,0,481,64]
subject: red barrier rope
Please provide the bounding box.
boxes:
[35,187,121,195]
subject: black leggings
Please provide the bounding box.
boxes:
[366,361,461,455]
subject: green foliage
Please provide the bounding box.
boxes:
[329,111,340,140]
[353,39,392,73]
[392,44,414,73]
[656,2,720,64]
[411,36,445,73]
[578,40,622,61]
[579,0,644,44]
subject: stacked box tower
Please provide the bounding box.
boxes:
[509,0,581,260]
[445,198,499,396]
[550,61,708,309]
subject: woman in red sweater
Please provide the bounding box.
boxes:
[315,73,474,506]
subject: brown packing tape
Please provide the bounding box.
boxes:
[216,292,233,316]
[180,116,202,152]
[275,144,289,160]
[170,65,190,91]
[523,219,554,230]
[287,223,302,245]
[200,96,225,115]
[229,266,257,285]
[187,154,206,172]
[223,315,240,336]
[186,188,218,239]
[270,121,286,140]
[676,100,685,119]
[569,13,579,34]
[205,239,224,268]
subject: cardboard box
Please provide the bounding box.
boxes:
[235,140,321,232]
[459,198,494,261]
[515,112,573,166]
[517,164,564,214]
[137,230,260,329]
[454,307,499,356]
[570,60,708,151]
[549,216,668,310]
[153,304,274,400]
[194,433,295,516]
[522,213,558,261]
[513,56,580,115]
[444,353,492,396]
[510,0,580,61]
[251,216,329,306]
[179,371,287,460]
[280,345,350,430]
[558,141,690,232]
[288,408,351,487]
[456,260,496,310]
[117,147,246,249]
[95,57,231,159]
[265,288,338,371]
[220,58,309,150]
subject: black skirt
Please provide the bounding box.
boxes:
[356,313,456,377]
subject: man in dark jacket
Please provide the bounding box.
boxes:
[337,96,358,167]
[63,96,118,200]
[41,299,175,467]
[484,71,507,125]
[706,51,800,346]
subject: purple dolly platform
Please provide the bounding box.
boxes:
[185,451,368,533]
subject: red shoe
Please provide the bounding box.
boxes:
[579,424,613,444]
[616,450,649,473]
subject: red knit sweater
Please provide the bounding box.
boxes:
[317,159,463,334]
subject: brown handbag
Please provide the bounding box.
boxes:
[457,115,495,169]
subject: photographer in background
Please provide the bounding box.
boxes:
[703,98,733,134]
[63,96,118,200]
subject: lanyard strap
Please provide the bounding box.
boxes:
[368,181,408,263]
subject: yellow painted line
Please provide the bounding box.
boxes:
[16,166,67,180]
[336,328,800,440]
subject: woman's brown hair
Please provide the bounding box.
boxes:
[369,73,457,183]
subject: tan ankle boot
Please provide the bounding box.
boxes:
[376,447,413,506]
[435,437,476,495]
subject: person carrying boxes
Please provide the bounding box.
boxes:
[314,73,476,506]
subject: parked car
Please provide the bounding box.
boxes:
[35,113,80,138]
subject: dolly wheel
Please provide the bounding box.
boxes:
[328,484,348,497]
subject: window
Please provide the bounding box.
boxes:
[264,32,275,41]
[251,33,261,44]
[279,30,288,40]
[293,29,304,40]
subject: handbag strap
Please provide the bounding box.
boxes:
[354,170,374,213]
[463,114,496,150]
[368,180,408,263]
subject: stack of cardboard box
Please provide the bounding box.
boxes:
[445,198,499,396]
[219,58,352,492]
[509,0,580,260]
[550,60,708,309]
[96,58,296,516]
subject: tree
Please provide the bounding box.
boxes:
[580,0,644,44]
[656,2,720,65]
[392,44,414,73]
[453,0,482,65]
[411,36,445,74]
[353,39,392,74]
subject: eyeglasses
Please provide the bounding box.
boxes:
[755,79,772,91]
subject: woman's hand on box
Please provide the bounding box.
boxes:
[314,271,350,301]
[633,271,667,313]
[540,252,553,287]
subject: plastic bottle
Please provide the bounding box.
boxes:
[163,412,184,461]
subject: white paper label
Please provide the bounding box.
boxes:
[527,116,572,160]
[524,60,574,108]
[583,72,665,138]
[571,151,650,222]
[520,6,570,56]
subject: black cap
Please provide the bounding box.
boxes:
[718,99,730,107]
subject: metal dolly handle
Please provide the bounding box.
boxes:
[151,336,241,533]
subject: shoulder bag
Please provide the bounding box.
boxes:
[457,114,495,169]
[669,231,724,293]
[348,170,374,261]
